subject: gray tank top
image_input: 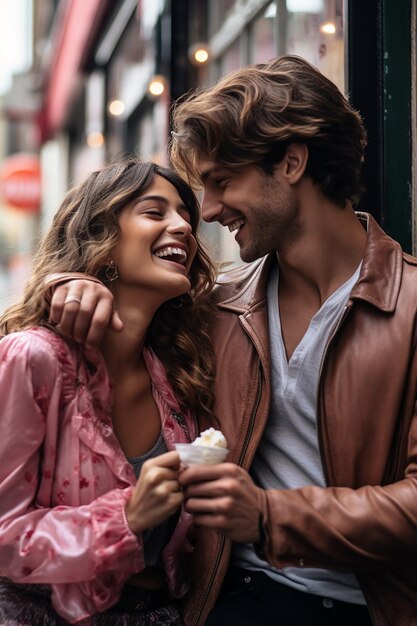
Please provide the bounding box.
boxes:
[128,433,170,567]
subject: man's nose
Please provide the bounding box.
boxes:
[201,190,223,223]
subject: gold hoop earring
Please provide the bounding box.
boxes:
[105,260,119,282]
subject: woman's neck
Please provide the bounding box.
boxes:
[100,298,155,381]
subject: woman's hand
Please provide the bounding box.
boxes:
[49,279,123,347]
[125,451,184,535]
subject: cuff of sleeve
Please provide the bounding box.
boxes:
[253,488,270,560]
[253,512,267,560]
[91,487,144,577]
[43,273,104,304]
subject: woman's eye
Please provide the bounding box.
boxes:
[145,209,162,216]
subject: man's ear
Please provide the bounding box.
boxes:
[282,143,309,184]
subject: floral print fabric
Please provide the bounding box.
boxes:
[0,328,196,624]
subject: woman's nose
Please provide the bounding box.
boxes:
[167,212,193,237]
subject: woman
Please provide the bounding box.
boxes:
[0,158,216,625]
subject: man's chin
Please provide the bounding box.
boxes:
[239,247,260,263]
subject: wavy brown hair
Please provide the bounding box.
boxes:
[171,55,367,207]
[0,157,217,420]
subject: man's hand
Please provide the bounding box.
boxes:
[179,462,265,543]
[49,279,123,348]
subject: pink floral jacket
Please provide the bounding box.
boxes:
[0,327,196,624]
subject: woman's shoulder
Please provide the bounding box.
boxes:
[1,325,64,350]
[0,326,77,375]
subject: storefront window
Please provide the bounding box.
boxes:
[250,2,276,64]
[285,0,345,91]
[129,99,169,165]
[107,13,155,119]
[210,0,238,35]
[219,38,242,75]
[101,1,172,164]
[209,0,345,89]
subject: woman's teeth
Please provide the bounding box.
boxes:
[154,247,188,264]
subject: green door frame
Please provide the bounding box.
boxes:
[347,0,412,252]
[380,0,412,252]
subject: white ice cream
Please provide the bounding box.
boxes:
[191,427,227,449]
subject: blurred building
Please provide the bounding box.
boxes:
[0,0,40,309]
[0,0,416,302]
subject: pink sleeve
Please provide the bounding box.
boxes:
[0,333,144,623]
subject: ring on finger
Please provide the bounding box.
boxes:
[64,296,82,305]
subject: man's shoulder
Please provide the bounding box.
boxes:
[211,258,266,303]
[402,251,417,268]
[216,258,265,284]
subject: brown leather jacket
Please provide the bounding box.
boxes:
[184,213,417,626]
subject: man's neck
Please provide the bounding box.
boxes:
[277,202,366,309]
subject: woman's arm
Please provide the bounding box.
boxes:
[0,332,141,622]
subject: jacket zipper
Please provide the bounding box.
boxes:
[384,402,407,485]
[317,301,379,626]
[238,360,262,465]
[194,535,226,626]
[193,359,263,626]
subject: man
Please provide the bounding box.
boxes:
[45,56,417,626]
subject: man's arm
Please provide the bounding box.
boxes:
[44,273,123,347]
[179,459,417,569]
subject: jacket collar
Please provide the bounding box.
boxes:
[349,212,403,312]
[217,212,403,314]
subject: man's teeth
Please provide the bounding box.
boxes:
[154,247,187,261]
[228,219,245,233]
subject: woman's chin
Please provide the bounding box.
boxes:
[161,278,191,304]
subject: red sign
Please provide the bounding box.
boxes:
[0,153,41,212]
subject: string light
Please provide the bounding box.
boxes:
[86,131,104,148]
[320,22,336,34]
[148,75,166,97]
[188,43,210,66]
[108,99,125,116]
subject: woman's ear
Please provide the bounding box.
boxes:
[282,143,309,184]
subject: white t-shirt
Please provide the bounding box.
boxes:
[232,260,366,605]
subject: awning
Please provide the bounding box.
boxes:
[41,0,109,140]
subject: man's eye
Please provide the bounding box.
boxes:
[215,178,229,188]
